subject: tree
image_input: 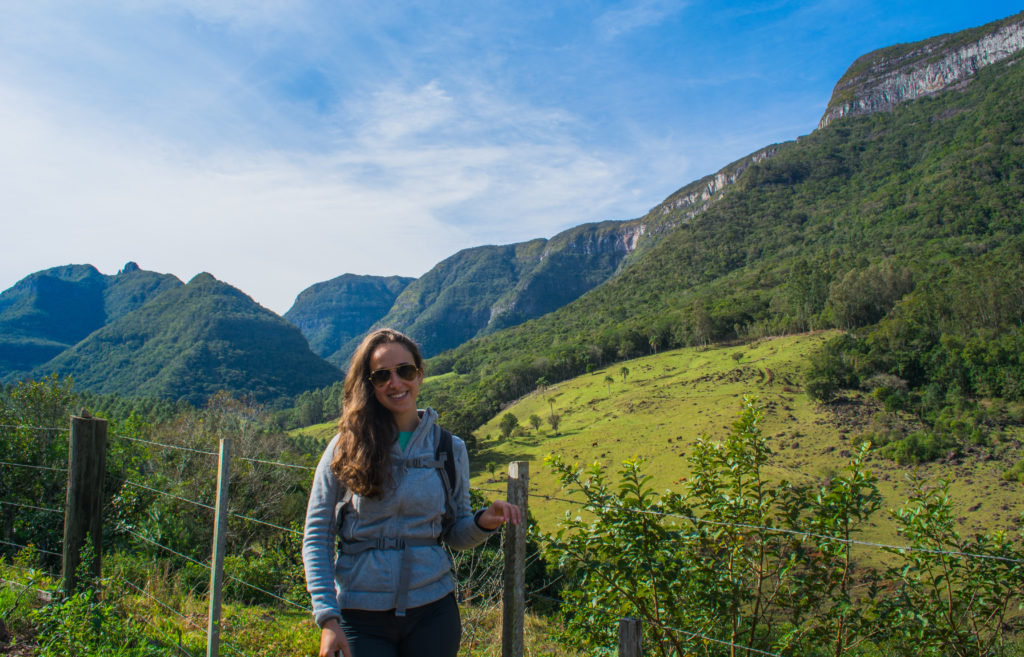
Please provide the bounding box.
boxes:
[529,414,543,432]
[620,366,630,382]
[0,375,78,565]
[825,261,914,329]
[499,412,519,439]
[548,412,561,434]
[691,300,713,347]
[604,375,614,395]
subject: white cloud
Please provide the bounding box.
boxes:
[0,84,460,314]
[0,75,688,315]
[595,0,690,39]
[356,81,458,144]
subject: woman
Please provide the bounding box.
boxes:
[303,328,521,657]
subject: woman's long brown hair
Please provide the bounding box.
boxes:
[330,328,424,497]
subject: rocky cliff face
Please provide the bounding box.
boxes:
[484,220,646,333]
[819,12,1024,128]
[653,146,778,223]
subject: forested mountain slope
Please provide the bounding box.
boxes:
[284,274,413,364]
[0,262,181,378]
[35,273,342,405]
[323,219,645,364]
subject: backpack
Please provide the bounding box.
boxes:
[334,425,460,616]
[336,424,458,538]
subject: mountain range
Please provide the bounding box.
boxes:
[1,11,1021,409]
[0,262,180,374]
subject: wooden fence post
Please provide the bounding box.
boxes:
[62,410,107,596]
[502,461,529,657]
[207,438,231,657]
[619,617,642,657]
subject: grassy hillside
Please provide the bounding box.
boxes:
[466,333,1024,544]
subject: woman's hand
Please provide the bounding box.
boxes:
[477,499,522,530]
[320,619,352,657]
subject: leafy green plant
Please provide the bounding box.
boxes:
[878,477,1024,657]
[542,398,888,656]
[31,542,174,657]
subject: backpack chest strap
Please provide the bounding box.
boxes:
[339,536,441,616]
[339,535,439,555]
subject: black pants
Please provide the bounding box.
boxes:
[339,593,461,657]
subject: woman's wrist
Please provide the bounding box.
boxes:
[473,508,497,531]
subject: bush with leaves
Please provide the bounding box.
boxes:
[0,375,78,568]
[877,476,1024,657]
[543,398,892,657]
[542,398,1024,656]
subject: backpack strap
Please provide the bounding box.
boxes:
[335,488,353,534]
[434,426,458,539]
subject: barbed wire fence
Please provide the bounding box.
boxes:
[3,414,1024,657]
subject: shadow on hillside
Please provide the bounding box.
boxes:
[468,450,534,480]
[468,432,563,480]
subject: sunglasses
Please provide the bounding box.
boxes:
[367,363,420,388]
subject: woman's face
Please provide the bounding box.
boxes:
[367,341,422,423]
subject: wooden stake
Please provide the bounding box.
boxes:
[206,439,231,657]
[619,617,643,657]
[62,411,107,596]
[502,461,528,657]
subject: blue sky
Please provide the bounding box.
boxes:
[1,1,1020,314]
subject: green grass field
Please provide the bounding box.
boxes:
[467,332,1024,549]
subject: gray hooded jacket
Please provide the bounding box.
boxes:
[302,408,495,627]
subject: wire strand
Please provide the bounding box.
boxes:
[235,455,314,471]
[117,575,192,624]
[0,424,67,432]
[227,511,303,537]
[220,638,249,657]
[115,577,200,657]
[113,433,218,456]
[0,576,52,599]
[0,560,60,579]
[0,459,68,473]
[115,477,215,511]
[124,529,210,570]
[0,499,63,515]
[0,538,62,557]
[224,574,312,613]
[478,487,1024,566]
